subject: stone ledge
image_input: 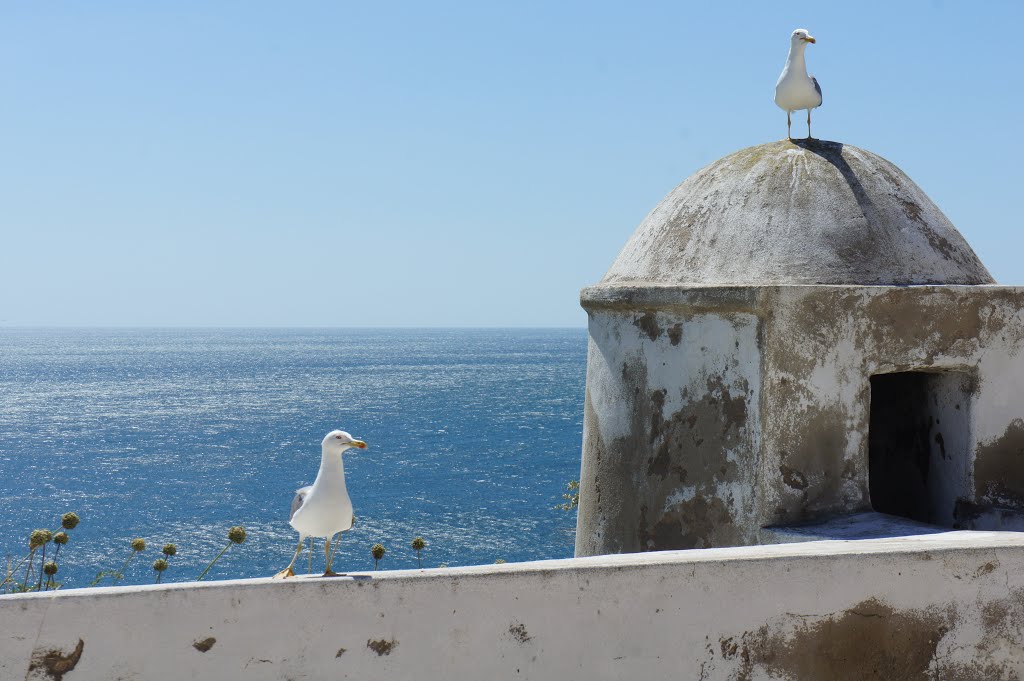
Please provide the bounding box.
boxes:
[4,532,1024,679]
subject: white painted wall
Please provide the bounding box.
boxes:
[3,532,1024,680]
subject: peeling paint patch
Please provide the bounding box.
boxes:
[634,312,661,341]
[193,637,216,653]
[975,419,1024,506]
[668,323,683,346]
[28,639,84,681]
[508,622,532,643]
[367,638,398,656]
[780,465,808,490]
[724,598,950,681]
[639,495,738,550]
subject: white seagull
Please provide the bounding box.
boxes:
[274,430,367,578]
[775,28,822,140]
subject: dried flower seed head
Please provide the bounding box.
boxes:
[53,532,69,546]
[43,561,58,576]
[29,529,51,549]
[411,537,426,551]
[227,526,247,544]
[162,543,177,557]
[153,558,168,572]
[371,543,386,560]
[131,538,146,552]
[61,512,80,530]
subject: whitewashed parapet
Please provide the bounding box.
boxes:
[3,532,1024,680]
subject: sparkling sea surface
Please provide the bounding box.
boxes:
[0,328,586,588]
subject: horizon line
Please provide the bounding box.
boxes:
[0,324,588,330]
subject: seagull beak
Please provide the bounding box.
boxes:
[351,440,367,449]
[803,36,816,44]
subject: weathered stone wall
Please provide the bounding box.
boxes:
[3,533,1024,680]
[577,285,1024,555]
[761,286,1024,531]
[576,297,761,555]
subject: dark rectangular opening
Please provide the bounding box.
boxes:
[868,371,970,526]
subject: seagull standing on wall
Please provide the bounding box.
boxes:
[274,430,367,578]
[775,28,822,140]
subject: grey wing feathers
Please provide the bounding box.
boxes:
[290,485,312,520]
[812,76,822,105]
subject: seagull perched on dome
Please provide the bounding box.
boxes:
[775,28,822,140]
[273,430,367,578]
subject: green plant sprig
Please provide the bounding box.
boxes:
[196,526,246,581]
[110,538,147,583]
[1,513,80,592]
[371,543,386,571]
[411,537,426,568]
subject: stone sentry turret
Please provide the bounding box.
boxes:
[575,139,1024,557]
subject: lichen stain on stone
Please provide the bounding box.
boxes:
[948,588,1024,679]
[726,598,950,681]
[898,196,926,226]
[634,312,661,341]
[367,638,398,656]
[981,600,1009,634]
[973,561,998,578]
[508,622,532,644]
[720,636,739,659]
[975,418,1024,506]
[28,638,84,681]
[336,647,347,658]
[193,637,216,653]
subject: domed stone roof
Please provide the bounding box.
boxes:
[601,140,994,286]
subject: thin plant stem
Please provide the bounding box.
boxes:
[196,544,230,581]
[1,519,74,590]
[114,552,138,583]
[0,554,29,589]
[22,549,36,591]
[35,544,47,591]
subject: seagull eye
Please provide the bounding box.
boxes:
[335,435,342,440]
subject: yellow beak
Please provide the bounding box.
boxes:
[804,36,816,44]
[351,440,367,449]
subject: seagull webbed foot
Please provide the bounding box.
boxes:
[273,567,296,579]
[321,569,346,578]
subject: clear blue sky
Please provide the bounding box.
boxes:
[2,2,1022,327]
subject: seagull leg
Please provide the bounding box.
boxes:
[307,537,313,574]
[323,533,344,577]
[787,111,792,140]
[273,537,305,578]
[807,109,813,140]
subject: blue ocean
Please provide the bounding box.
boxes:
[0,328,586,588]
